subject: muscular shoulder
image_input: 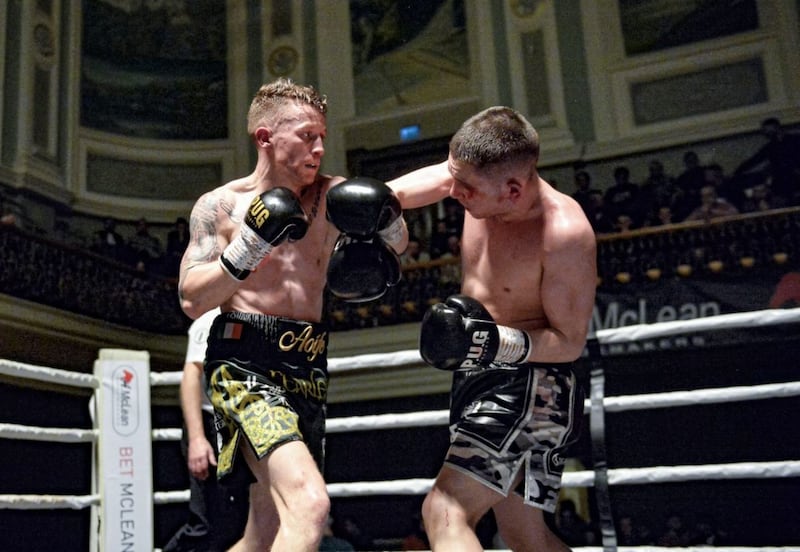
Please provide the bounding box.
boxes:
[544,189,595,251]
[190,185,240,227]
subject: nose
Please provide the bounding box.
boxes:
[312,136,325,156]
[449,181,469,202]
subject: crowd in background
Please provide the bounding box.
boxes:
[572,117,800,235]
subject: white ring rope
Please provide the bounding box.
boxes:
[0,358,98,389]
[325,380,800,433]
[0,307,798,552]
[0,494,99,510]
[323,460,800,498]
[0,422,97,443]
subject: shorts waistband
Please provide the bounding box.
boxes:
[210,312,328,368]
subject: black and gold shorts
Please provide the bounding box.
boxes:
[204,312,329,482]
[445,362,583,513]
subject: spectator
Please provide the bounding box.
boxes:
[91,217,127,262]
[128,217,163,272]
[704,163,741,207]
[646,205,678,227]
[617,514,654,546]
[428,218,453,259]
[163,216,190,277]
[657,512,691,547]
[688,514,729,545]
[603,165,640,223]
[734,117,800,205]
[51,219,83,247]
[740,180,786,213]
[586,190,615,234]
[674,150,707,219]
[614,213,636,233]
[437,233,462,295]
[441,196,464,236]
[571,170,600,217]
[399,234,431,266]
[683,184,739,222]
[555,499,596,546]
[638,159,678,222]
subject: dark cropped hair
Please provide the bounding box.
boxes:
[449,106,539,169]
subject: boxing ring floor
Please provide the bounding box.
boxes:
[1,308,800,551]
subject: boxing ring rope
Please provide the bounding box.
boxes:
[1,308,800,551]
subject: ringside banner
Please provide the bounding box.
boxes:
[591,267,800,355]
[593,267,798,332]
[94,349,153,552]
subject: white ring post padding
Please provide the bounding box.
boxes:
[0,422,97,443]
[0,358,98,388]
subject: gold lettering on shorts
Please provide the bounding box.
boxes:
[269,369,328,401]
[278,326,327,361]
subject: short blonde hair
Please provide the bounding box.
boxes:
[247,78,327,136]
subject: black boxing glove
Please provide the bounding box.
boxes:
[220,187,309,280]
[326,177,405,247]
[327,236,401,302]
[420,295,532,371]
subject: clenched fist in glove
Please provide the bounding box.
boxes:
[220,187,309,280]
[326,177,405,301]
[326,176,404,246]
[420,295,532,371]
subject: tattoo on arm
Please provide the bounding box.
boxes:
[179,193,222,285]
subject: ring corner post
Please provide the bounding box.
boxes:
[93,349,154,551]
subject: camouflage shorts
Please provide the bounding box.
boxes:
[445,362,583,512]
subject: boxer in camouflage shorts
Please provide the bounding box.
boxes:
[446,362,583,512]
[390,106,595,550]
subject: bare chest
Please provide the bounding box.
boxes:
[459,222,546,325]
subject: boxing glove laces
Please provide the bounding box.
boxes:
[220,187,309,280]
[420,295,532,371]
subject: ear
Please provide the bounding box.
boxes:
[254,128,271,147]
[506,179,522,201]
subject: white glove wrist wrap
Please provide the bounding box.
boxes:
[222,225,273,272]
[495,326,531,364]
[377,217,405,247]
